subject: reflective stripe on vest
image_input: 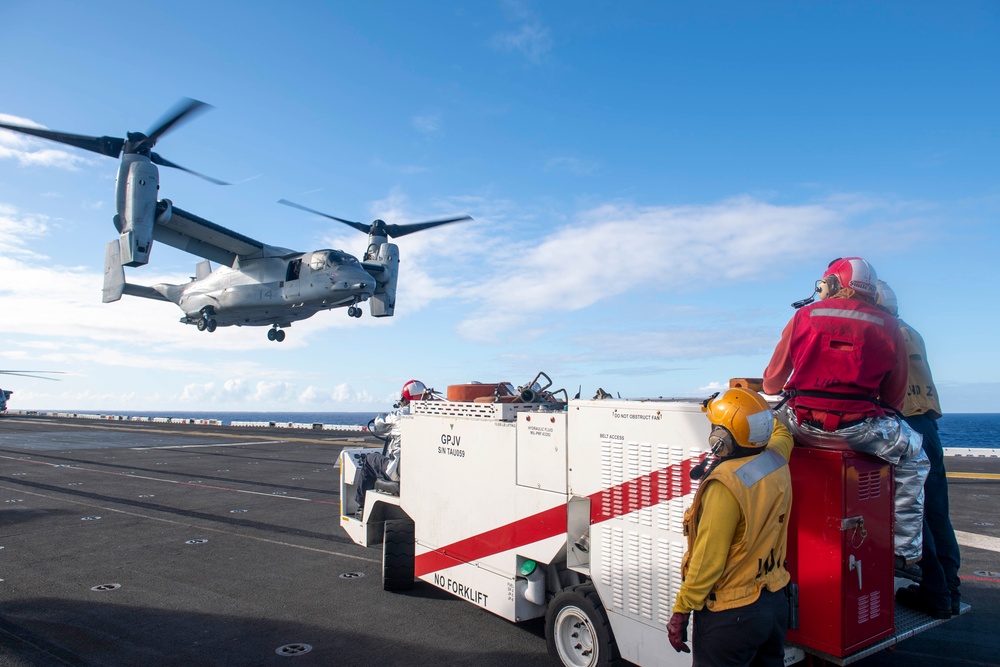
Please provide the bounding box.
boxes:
[734,448,786,489]
[809,308,885,326]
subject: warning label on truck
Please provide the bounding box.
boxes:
[611,410,662,421]
[433,573,489,606]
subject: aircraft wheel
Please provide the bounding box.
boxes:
[348,306,358,317]
[546,584,620,667]
[206,319,217,332]
[267,328,277,341]
[197,318,208,332]
[276,330,286,342]
[382,519,415,591]
[353,308,363,318]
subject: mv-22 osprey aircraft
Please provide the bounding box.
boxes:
[0,100,471,342]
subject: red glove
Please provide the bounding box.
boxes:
[667,611,691,653]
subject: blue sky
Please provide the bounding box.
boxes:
[1,1,997,413]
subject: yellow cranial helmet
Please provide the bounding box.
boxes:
[702,388,774,457]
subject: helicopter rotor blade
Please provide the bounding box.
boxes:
[384,215,473,238]
[142,98,211,149]
[1,99,223,183]
[277,199,371,234]
[0,370,64,381]
[0,122,124,158]
[151,152,229,185]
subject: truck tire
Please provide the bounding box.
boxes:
[545,584,620,667]
[382,519,415,591]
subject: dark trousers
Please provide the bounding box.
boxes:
[906,413,962,603]
[692,587,789,667]
[354,451,389,508]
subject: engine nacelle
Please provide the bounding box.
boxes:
[117,158,159,267]
[369,242,399,318]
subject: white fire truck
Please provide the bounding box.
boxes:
[339,380,965,667]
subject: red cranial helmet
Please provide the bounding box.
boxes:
[821,257,878,299]
[399,379,427,404]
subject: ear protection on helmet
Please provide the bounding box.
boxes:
[815,275,840,300]
[709,425,737,458]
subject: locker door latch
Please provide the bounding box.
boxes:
[849,555,863,589]
[830,515,868,548]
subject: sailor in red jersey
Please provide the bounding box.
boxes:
[763,257,929,571]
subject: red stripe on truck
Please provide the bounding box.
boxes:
[414,456,700,577]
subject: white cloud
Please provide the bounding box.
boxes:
[0,114,94,170]
[0,203,50,257]
[489,1,552,64]
[453,195,922,341]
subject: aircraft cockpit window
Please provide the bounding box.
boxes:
[310,250,357,271]
[329,250,358,266]
[308,252,329,272]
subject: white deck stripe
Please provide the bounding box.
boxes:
[955,530,1000,554]
[130,440,289,449]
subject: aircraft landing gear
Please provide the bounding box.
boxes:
[197,316,217,332]
[267,325,286,342]
[347,305,363,318]
[197,308,217,333]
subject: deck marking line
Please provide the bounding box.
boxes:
[0,455,339,505]
[948,472,1000,480]
[0,420,361,446]
[955,530,1000,553]
[130,440,289,450]
[0,484,377,563]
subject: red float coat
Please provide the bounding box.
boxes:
[763,294,907,429]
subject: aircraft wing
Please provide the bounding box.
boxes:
[153,201,268,266]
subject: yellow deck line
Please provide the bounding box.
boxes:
[948,472,1000,480]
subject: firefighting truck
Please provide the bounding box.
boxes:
[339,377,966,666]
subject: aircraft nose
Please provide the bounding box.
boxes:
[337,266,376,296]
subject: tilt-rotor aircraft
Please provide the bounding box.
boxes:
[0,100,471,342]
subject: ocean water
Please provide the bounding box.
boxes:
[41,410,1000,449]
[937,413,1000,450]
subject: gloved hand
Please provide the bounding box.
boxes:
[667,611,691,653]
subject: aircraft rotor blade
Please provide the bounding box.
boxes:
[143,98,211,148]
[385,215,473,238]
[0,370,64,381]
[277,199,371,234]
[0,122,124,158]
[151,152,229,185]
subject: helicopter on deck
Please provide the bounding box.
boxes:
[0,100,471,342]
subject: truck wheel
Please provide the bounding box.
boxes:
[382,519,415,591]
[545,584,620,667]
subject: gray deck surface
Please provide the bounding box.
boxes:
[0,415,997,666]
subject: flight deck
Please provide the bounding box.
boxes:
[0,415,996,666]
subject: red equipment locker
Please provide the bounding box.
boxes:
[786,446,895,657]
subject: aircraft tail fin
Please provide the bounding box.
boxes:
[103,240,125,303]
[104,239,171,303]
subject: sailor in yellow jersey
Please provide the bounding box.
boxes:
[668,388,793,667]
